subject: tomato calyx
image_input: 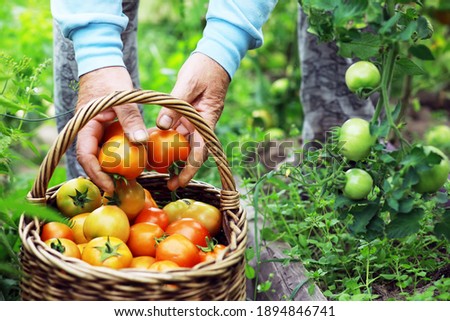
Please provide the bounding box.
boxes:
[95,237,124,263]
[197,237,218,252]
[48,238,66,254]
[68,188,95,209]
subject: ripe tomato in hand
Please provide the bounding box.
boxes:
[41,221,75,242]
[56,177,102,217]
[83,205,130,242]
[147,129,190,173]
[345,61,381,93]
[165,218,210,247]
[343,168,373,200]
[126,222,164,257]
[155,234,201,268]
[102,120,124,144]
[134,207,169,230]
[338,118,376,161]
[98,134,147,180]
[103,179,146,221]
[82,236,132,269]
[45,238,81,259]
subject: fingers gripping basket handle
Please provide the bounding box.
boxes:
[30,89,237,199]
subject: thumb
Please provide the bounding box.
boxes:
[113,103,148,143]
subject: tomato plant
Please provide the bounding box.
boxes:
[103,179,146,221]
[345,61,381,93]
[343,168,374,200]
[147,129,190,173]
[41,221,74,242]
[126,222,164,257]
[155,234,201,268]
[82,236,132,269]
[83,205,130,242]
[56,178,102,217]
[134,207,169,230]
[98,134,147,180]
[163,199,222,236]
[44,238,81,259]
[165,218,211,247]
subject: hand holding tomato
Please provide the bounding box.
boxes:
[156,53,230,191]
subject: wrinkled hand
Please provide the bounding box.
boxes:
[156,53,230,190]
[76,66,148,193]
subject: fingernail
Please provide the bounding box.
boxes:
[133,129,149,142]
[158,115,173,129]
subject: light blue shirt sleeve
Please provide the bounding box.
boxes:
[51,0,128,77]
[194,0,278,79]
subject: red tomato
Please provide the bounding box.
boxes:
[98,134,147,180]
[146,129,190,173]
[165,218,210,247]
[102,120,124,143]
[41,222,75,242]
[134,207,169,230]
[82,236,133,269]
[126,223,164,257]
[155,234,201,268]
[103,179,146,221]
[199,242,227,263]
[83,205,130,242]
[44,238,81,259]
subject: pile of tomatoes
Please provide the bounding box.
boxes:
[41,123,227,271]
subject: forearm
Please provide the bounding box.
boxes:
[51,0,128,77]
[194,0,278,78]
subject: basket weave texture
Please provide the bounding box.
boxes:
[19,90,247,300]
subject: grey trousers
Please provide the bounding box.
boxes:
[53,3,374,300]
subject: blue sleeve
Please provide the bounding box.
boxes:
[193,0,278,79]
[51,0,128,77]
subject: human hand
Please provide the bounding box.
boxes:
[75,66,148,193]
[156,52,230,190]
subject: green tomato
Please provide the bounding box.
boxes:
[343,168,374,200]
[56,178,102,217]
[345,61,381,93]
[338,118,376,161]
[425,125,450,155]
[413,146,450,193]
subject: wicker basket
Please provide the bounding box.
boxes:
[19,89,247,300]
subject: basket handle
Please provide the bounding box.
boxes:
[29,89,237,200]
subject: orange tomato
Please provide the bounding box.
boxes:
[129,256,156,269]
[126,223,164,257]
[102,120,124,143]
[70,213,89,244]
[155,234,200,268]
[41,222,75,242]
[98,134,147,180]
[149,260,180,272]
[103,179,145,221]
[82,236,132,269]
[165,218,210,247]
[144,189,158,208]
[44,238,81,259]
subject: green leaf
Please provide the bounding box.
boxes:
[434,210,450,241]
[395,57,426,76]
[386,208,424,239]
[348,203,379,236]
[398,198,415,213]
[409,45,435,61]
[245,263,256,279]
[416,16,433,40]
[338,33,382,59]
[260,227,278,241]
[379,12,401,34]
